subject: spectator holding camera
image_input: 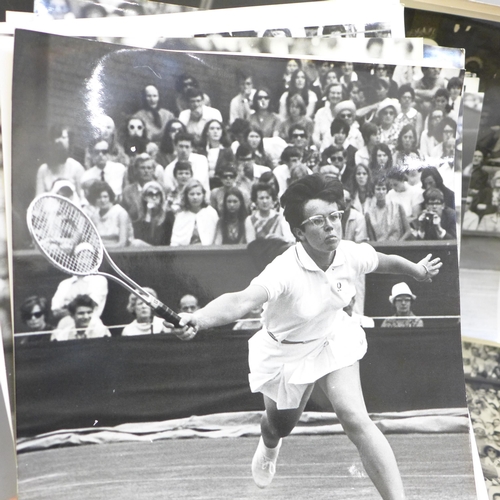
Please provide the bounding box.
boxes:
[412,187,456,240]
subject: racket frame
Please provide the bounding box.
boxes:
[27,194,182,327]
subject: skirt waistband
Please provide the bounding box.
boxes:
[268,330,318,345]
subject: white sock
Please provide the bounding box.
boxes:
[260,436,282,459]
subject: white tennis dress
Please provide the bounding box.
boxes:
[248,240,379,410]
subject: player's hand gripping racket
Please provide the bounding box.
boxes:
[27,194,182,327]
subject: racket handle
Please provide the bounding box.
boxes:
[153,304,182,328]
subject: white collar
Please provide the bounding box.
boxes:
[295,241,345,271]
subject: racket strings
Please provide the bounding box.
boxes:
[30,196,103,274]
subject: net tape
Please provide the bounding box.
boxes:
[30,196,103,275]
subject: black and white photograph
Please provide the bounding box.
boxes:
[10,29,475,499]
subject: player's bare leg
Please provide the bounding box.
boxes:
[319,362,406,500]
[252,384,315,488]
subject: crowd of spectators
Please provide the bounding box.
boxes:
[464,341,500,498]
[20,61,462,341]
[463,147,500,233]
[33,62,462,252]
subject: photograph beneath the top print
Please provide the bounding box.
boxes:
[33,0,197,19]
[9,28,474,500]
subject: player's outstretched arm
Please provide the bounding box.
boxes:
[166,284,268,341]
[374,252,442,282]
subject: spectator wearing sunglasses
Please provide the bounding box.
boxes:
[211,164,251,215]
[248,88,282,138]
[278,94,314,143]
[18,296,54,343]
[332,100,364,151]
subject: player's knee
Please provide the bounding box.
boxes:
[337,409,372,437]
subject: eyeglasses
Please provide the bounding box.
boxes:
[145,191,161,198]
[426,200,443,206]
[382,110,395,116]
[443,128,454,134]
[292,133,306,138]
[394,297,411,303]
[26,311,44,319]
[300,210,344,228]
[257,95,270,100]
[128,124,144,131]
[330,155,344,162]
[94,149,109,155]
[339,113,352,119]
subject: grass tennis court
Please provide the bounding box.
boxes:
[17,433,477,499]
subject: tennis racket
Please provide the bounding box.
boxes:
[26,193,182,327]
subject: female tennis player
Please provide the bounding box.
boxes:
[169,174,442,499]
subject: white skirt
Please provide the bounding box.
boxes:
[248,314,367,410]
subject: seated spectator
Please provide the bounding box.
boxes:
[163,132,210,201]
[412,67,448,117]
[87,181,134,248]
[273,146,311,197]
[431,116,457,159]
[333,100,364,150]
[463,149,488,197]
[121,116,157,166]
[198,119,234,185]
[179,294,199,313]
[278,68,318,120]
[321,145,355,186]
[81,138,127,201]
[121,288,165,336]
[132,181,175,246]
[419,108,444,158]
[472,170,500,220]
[386,167,423,224]
[174,74,211,115]
[478,201,500,233]
[51,274,108,325]
[170,179,219,246]
[463,196,479,231]
[179,87,223,145]
[278,94,314,143]
[18,296,53,343]
[312,82,344,149]
[287,124,317,169]
[84,114,128,169]
[248,87,282,138]
[234,144,271,200]
[211,164,248,214]
[392,124,422,169]
[36,124,85,197]
[342,188,369,243]
[420,166,455,210]
[377,98,402,155]
[229,72,255,124]
[326,118,358,170]
[245,183,294,243]
[258,171,282,210]
[381,282,424,328]
[349,163,373,215]
[155,119,186,168]
[214,187,250,245]
[369,142,393,178]
[355,121,381,167]
[132,84,174,144]
[339,62,358,93]
[121,153,158,222]
[394,84,423,139]
[170,161,193,212]
[241,126,274,169]
[412,187,456,240]
[365,175,411,241]
[51,294,111,340]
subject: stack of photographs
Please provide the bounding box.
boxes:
[0,1,495,498]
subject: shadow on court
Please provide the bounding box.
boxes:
[17,434,476,499]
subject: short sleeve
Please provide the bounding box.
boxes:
[249,250,291,302]
[354,242,379,276]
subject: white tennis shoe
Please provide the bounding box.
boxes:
[251,437,282,488]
